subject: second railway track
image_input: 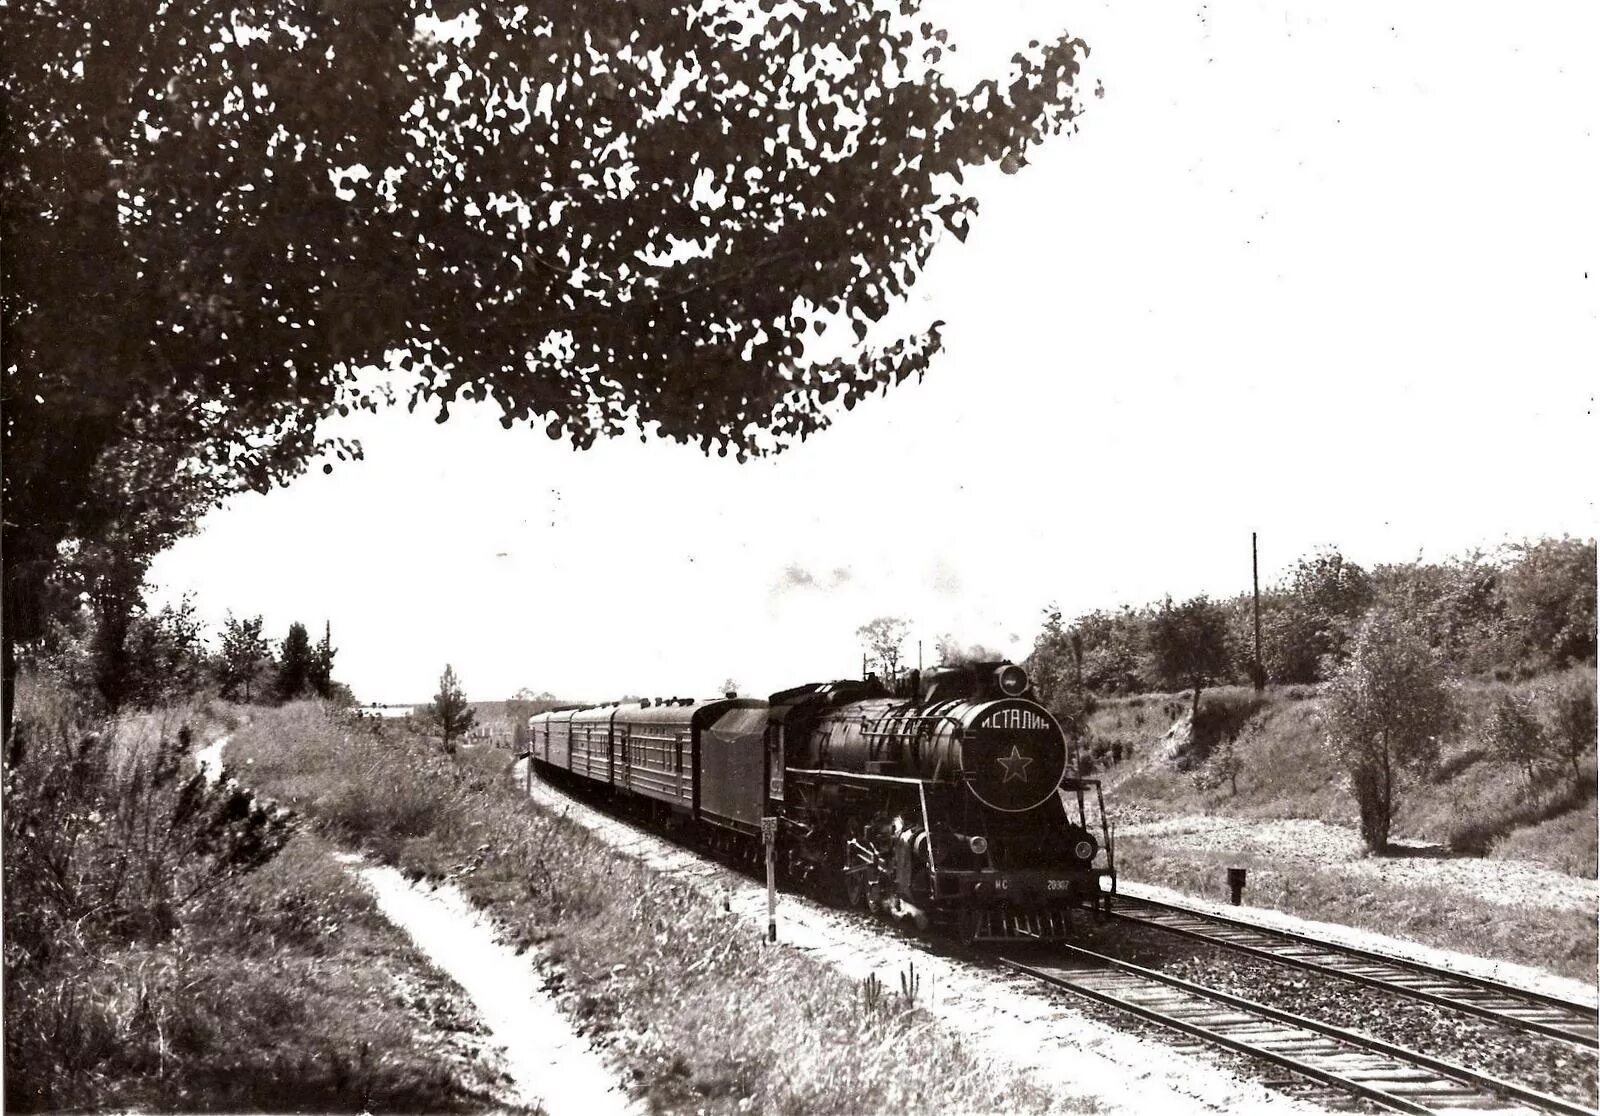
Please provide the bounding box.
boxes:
[1001,943,1597,1116]
[1111,894,1600,1049]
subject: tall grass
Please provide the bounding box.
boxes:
[2,677,511,1111]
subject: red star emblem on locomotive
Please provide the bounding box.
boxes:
[996,744,1034,783]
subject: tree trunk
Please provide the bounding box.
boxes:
[1191,678,1203,721]
[1377,738,1393,854]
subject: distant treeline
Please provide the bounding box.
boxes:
[25,603,348,715]
[1026,537,1595,706]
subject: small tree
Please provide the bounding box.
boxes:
[430,665,475,754]
[1321,611,1458,853]
[275,623,314,702]
[856,616,910,681]
[1192,736,1243,800]
[217,613,271,702]
[1543,670,1597,782]
[1479,689,1548,786]
[1147,595,1232,719]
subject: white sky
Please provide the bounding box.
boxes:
[148,0,1598,703]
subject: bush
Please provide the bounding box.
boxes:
[1479,689,1548,785]
[3,677,290,1109]
[3,677,295,964]
[1189,690,1264,756]
[1543,667,1597,781]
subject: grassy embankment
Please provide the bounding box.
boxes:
[1081,670,1598,981]
[2,676,523,1113]
[230,701,1097,1115]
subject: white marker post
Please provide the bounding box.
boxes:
[760,816,778,942]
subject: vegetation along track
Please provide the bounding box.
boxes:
[999,944,1597,1115]
[1112,894,1600,1048]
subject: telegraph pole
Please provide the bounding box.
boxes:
[1252,531,1264,692]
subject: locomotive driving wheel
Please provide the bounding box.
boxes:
[844,865,866,907]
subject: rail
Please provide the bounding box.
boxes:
[1112,893,1599,1048]
[1000,944,1597,1116]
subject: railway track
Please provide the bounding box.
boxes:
[1112,894,1600,1049]
[1001,943,1598,1115]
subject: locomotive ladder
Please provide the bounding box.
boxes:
[1112,894,1600,1049]
[1000,944,1598,1116]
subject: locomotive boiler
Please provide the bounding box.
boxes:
[526,659,1116,942]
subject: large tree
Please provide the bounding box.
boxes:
[1,1,1092,734]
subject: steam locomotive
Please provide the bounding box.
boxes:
[524,660,1115,941]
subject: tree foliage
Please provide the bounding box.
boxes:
[1263,548,1373,684]
[1541,669,1596,783]
[1146,595,1231,717]
[1191,736,1242,799]
[216,613,270,702]
[1025,538,1593,709]
[2,0,1093,734]
[429,664,475,753]
[856,615,909,679]
[308,622,338,700]
[275,623,314,702]
[1497,538,1597,671]
[1320,611,1458,853]
[1479,689,1548,786]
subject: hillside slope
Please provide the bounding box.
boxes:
[1082,672,1597,980]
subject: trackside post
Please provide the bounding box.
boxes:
[761,817,778,942]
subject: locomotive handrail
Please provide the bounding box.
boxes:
[783,766,929,785]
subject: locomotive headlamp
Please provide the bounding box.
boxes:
[968,835,989,856]
[996,664,1028,697]
[1073,838,1096,862]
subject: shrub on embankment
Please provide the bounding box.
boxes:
[231,702,1096,1115]
[1,677,510,1112]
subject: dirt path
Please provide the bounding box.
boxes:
[516,762,1322,1116]
[341,856,644,1116]
[202,731,640,1115]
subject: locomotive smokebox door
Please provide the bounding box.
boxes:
[961,702,1069,813]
